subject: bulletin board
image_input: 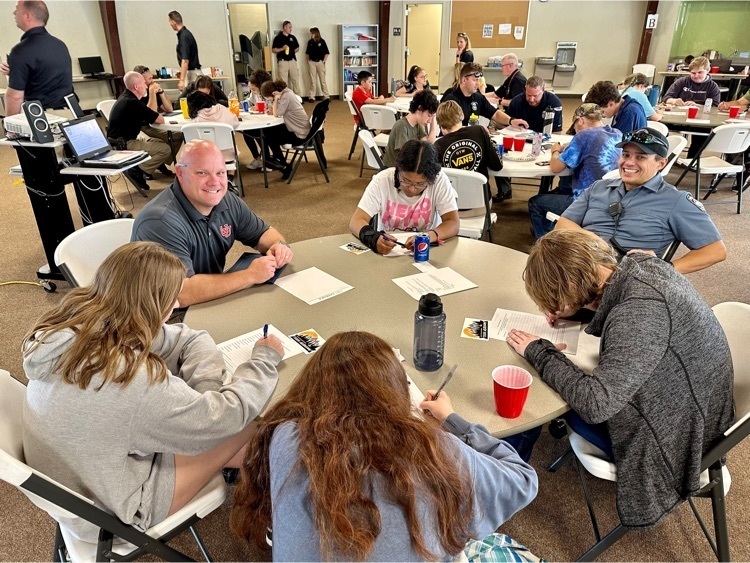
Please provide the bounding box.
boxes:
[451,1,530,49]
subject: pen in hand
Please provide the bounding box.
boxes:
[263,323,269,338]
[379,231,408,248]
[432,364,458,401]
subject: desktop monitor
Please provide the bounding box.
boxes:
[78,56,105,77]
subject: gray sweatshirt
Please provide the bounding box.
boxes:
[23,323,280,542]
[269,414,538,561]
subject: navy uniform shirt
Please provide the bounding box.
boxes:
[176,27,201,70]
[506,90,563,132]
[132,181,270,276]
[273,32,300,61]
[8,26,72,109]
[305,39,329,62]
[441,88,497,125]
[562,175,722,256]
[107,90,160,141]
[497,70,527,102]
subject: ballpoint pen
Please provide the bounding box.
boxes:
[379,231,408,248]
[263,323,269,338]
[432,364,458,401]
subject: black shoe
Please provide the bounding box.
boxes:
[492,192,511,204]
[222,468,239,485]
[143,171,154,180]
[124,167,150,193]
[265,157,286,170]
[157,163,175,177]
[281,165,293,180]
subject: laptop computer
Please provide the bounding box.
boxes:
[59,115,147,168]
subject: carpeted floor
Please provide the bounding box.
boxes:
[1,99,749,561]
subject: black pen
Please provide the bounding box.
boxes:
[432,364,458,401]
[263,323,269,338]
[379,231,408,248]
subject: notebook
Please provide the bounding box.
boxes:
[59,115,147,168]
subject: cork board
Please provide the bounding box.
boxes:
[451,1,530,49]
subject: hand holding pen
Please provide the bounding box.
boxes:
[419,364,458,422]
[256,323,284,357]
[376,231,406,255]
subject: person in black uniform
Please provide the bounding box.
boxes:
[168,10,201,91]
[0,0,72,116]
[305,27,329,102]
[455,32,474,63]
[496,53,527,108]
[272,21,300,95]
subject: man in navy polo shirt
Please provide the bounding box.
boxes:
[132,140,293,306]
[0,0,72,115]
[506,76,563,133]
[556,128,726,274]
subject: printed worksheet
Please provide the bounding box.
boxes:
[392,267,477,300]
[489,308,581,355]
[217,324,304,373]
[274,267,354,305]
[382,232,414,257]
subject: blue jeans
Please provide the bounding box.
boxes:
[503,411,613,462]
[528,190,574,239]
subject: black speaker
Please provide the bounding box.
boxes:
[22,100,54,143]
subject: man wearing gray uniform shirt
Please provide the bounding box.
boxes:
[556,128,726,274]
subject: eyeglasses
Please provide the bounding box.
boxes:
[501,63,514,67]
[622,129,668,150]
[398,172,430,190]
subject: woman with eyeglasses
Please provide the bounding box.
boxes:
[395,65,431,97]
[349,139,460,255]
[230,331,538,561]
[456,32,474,63]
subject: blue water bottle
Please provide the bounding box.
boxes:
[413,293,446,371]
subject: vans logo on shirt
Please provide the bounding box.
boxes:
[219,224,232,238]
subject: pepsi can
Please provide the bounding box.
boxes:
[241,100,249,112]
[496,141,504,159]
[414,233,430,262]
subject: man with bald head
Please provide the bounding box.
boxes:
[107,71,172,191]
[132,140,293,306]
[0,1,73,115]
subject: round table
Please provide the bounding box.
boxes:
[659,107,743,132]
[154,111,284,188]
[489,133,572,192]
[185,234,601,437]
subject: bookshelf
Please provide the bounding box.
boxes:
[340,24,379,96]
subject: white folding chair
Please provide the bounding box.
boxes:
[96,100,116,124]
[360,105,398,148]
[560,301,749,562]
[358,130,385,178]
[442,168,495,242]
[674,123,750,213]
[346,96,367,161]
[661,134,688,176]
[632,63,656,80]
[646,121,669,136]
[53,219,135,288]
[0,370,226,563]
[181,122,244,197]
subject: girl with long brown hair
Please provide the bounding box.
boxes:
[260,78,311,178]
[22,241,284,543]
[231,331,537,560]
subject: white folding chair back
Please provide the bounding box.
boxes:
[442,168,496,241]
[713,302,750,425]
[53,219,135,288]
[344,91,353,102]
[181,122,239,164]
[632,63,656,79]
[358,130,385,172]
[360,105,398,131]
[96,99,116,124]
[647,121,669,136]
[661,135,688,176]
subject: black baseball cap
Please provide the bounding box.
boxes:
[616,128,670,158]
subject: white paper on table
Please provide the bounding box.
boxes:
[275,267,354,305]
[218,324,304,373]
[494,127,533,138]
[413,261,437,272]
[382,231,413,257]
[489,308,581,355]
[392,267,478,300]
[406,373,426,416]
[725,118,748,123]
[686,118,711,124]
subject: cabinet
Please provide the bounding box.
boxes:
[340,24,379,96]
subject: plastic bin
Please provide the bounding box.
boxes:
[535,57,557,82]
[553,63,576,88]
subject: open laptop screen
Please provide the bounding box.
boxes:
[60,115,111,160]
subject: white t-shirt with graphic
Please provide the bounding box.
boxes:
[357,168,458,232]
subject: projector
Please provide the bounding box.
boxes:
[3,111,67,138]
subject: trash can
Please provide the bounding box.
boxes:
[553,63,576,88]
[535,57,557,82]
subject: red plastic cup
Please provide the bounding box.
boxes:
[502,135,514,151]
[729,106,741,118]
[711,66,720,74]
[492,366,532,419]
[687,106,699,119]
[256,100,265,113]
[513,137,526,152]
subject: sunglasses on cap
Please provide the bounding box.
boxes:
[622,129,668,150]
[464,71,483,79]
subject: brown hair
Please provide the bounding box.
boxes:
[526,75,545,90]
[309,27,321,41]
[260,79,287,98]
[167,10,182,25]
[194,75,215,92]
[230,331,473,560]
[23,242,185,390]
[689,56,711,72]
[437,100,463,130]
[248,69,272,89]
[460,62,482,79]
[456,31,471,50]
[584,80,621,106]
[524,230,618,315]
[19,1,49,25]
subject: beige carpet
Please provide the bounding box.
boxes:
[1,99,749,561]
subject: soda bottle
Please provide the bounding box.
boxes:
[469,113,479,126]
[413,293,446,372]
[228,90,240,117]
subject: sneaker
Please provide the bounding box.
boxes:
[246,158,263,170]
[308,98,316,103]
